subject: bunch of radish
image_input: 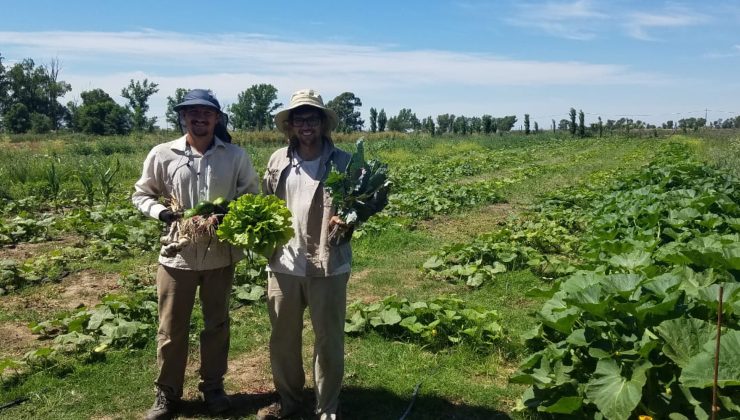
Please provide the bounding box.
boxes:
[159,197,229,257]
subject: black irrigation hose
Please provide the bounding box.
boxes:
[0,397,29,412]
[399,382,422,420]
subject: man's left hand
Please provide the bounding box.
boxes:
[329,215,349,229]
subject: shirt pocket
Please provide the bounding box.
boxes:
[207,164,232,199]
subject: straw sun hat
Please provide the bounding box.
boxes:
[274,89,338,136]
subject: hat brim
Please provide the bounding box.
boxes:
[275,102,338,137]
[173,99,222,112]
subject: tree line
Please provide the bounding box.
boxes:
[1,54,738,136]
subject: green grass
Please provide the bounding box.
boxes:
[693,129,740,176]
[1,348,156,419]
[1,130,734,419]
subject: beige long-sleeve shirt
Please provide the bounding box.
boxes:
[132,135,259,270]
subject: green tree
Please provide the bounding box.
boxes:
[0,53,8,116]
[121,78,158,132]
[578,109,585,137]
[469,116,482,133]
[421,116,436,135]
[481,115,494,134]
[229,84,281,131]
[377,109,387,132]
[387,108,420,132]
[524,114,530,135]
[327,92,364,132]
[369,107,378,133]
[4,103,31,133]
[569,108,577,136]
[598,116,603,137]
[72,89,131,135]
[30,112,52,133]
[534,121,539,133]
[45,58,72,130]
[496,115,517,132]
[558,119,570,131]
[2,58,71,132]
[437,114,453,134]
[452,115,468,134]
[165,88,189,130]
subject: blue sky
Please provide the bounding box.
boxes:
[2,0,739,129]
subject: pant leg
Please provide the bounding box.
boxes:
[155,265,198,399]
[267,271,308,412]
[198,264,234,392]
[307,272,350,417]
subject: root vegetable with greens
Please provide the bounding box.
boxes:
[159,197,229,257]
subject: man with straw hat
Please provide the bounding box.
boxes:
[258,89,352,420]
[133,89,259,419]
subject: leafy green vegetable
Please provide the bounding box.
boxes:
[216,194,294,258]
[325,138,391,227]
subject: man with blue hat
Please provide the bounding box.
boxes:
[133,89,259,419]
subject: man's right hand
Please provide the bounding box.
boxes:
[158,209,182,224]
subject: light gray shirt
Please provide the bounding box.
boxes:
[132,135,259,270]
[263,143,352,277]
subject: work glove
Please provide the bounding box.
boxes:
[158,209,182,224]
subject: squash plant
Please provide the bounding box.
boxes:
[345,295,505,352]
[511,145,740,419]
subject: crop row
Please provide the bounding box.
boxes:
[423,142,740,418]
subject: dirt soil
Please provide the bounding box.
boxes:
[0,268,122,360]
[421,202,520,242]
[0,269,121,318]
[0,321,40,359]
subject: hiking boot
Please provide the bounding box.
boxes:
[203,388,231,414]
[256,401,299,420]
[145,390,178,420]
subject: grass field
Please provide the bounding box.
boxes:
[0,129,737,419]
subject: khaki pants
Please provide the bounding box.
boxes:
[155,264,234,399]
[267,271,349,417]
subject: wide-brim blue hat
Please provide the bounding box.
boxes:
[173,89,222,112]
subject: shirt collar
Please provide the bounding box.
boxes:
[170,135,226,154]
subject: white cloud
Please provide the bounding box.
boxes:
[502,2,712,42]
[505,0,607,40]
[703,44,740,59]
[624,7,710,41]
[0,30,660,85]
[0,29,672,126]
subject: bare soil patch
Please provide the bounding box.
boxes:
[0,321,40,358]
[0,269,121,320]
[226,350,274,394]
[421,203,520,243]
[0,235,80,261]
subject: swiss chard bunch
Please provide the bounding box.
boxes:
[325,139,391,238]
[216,194,294,258]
